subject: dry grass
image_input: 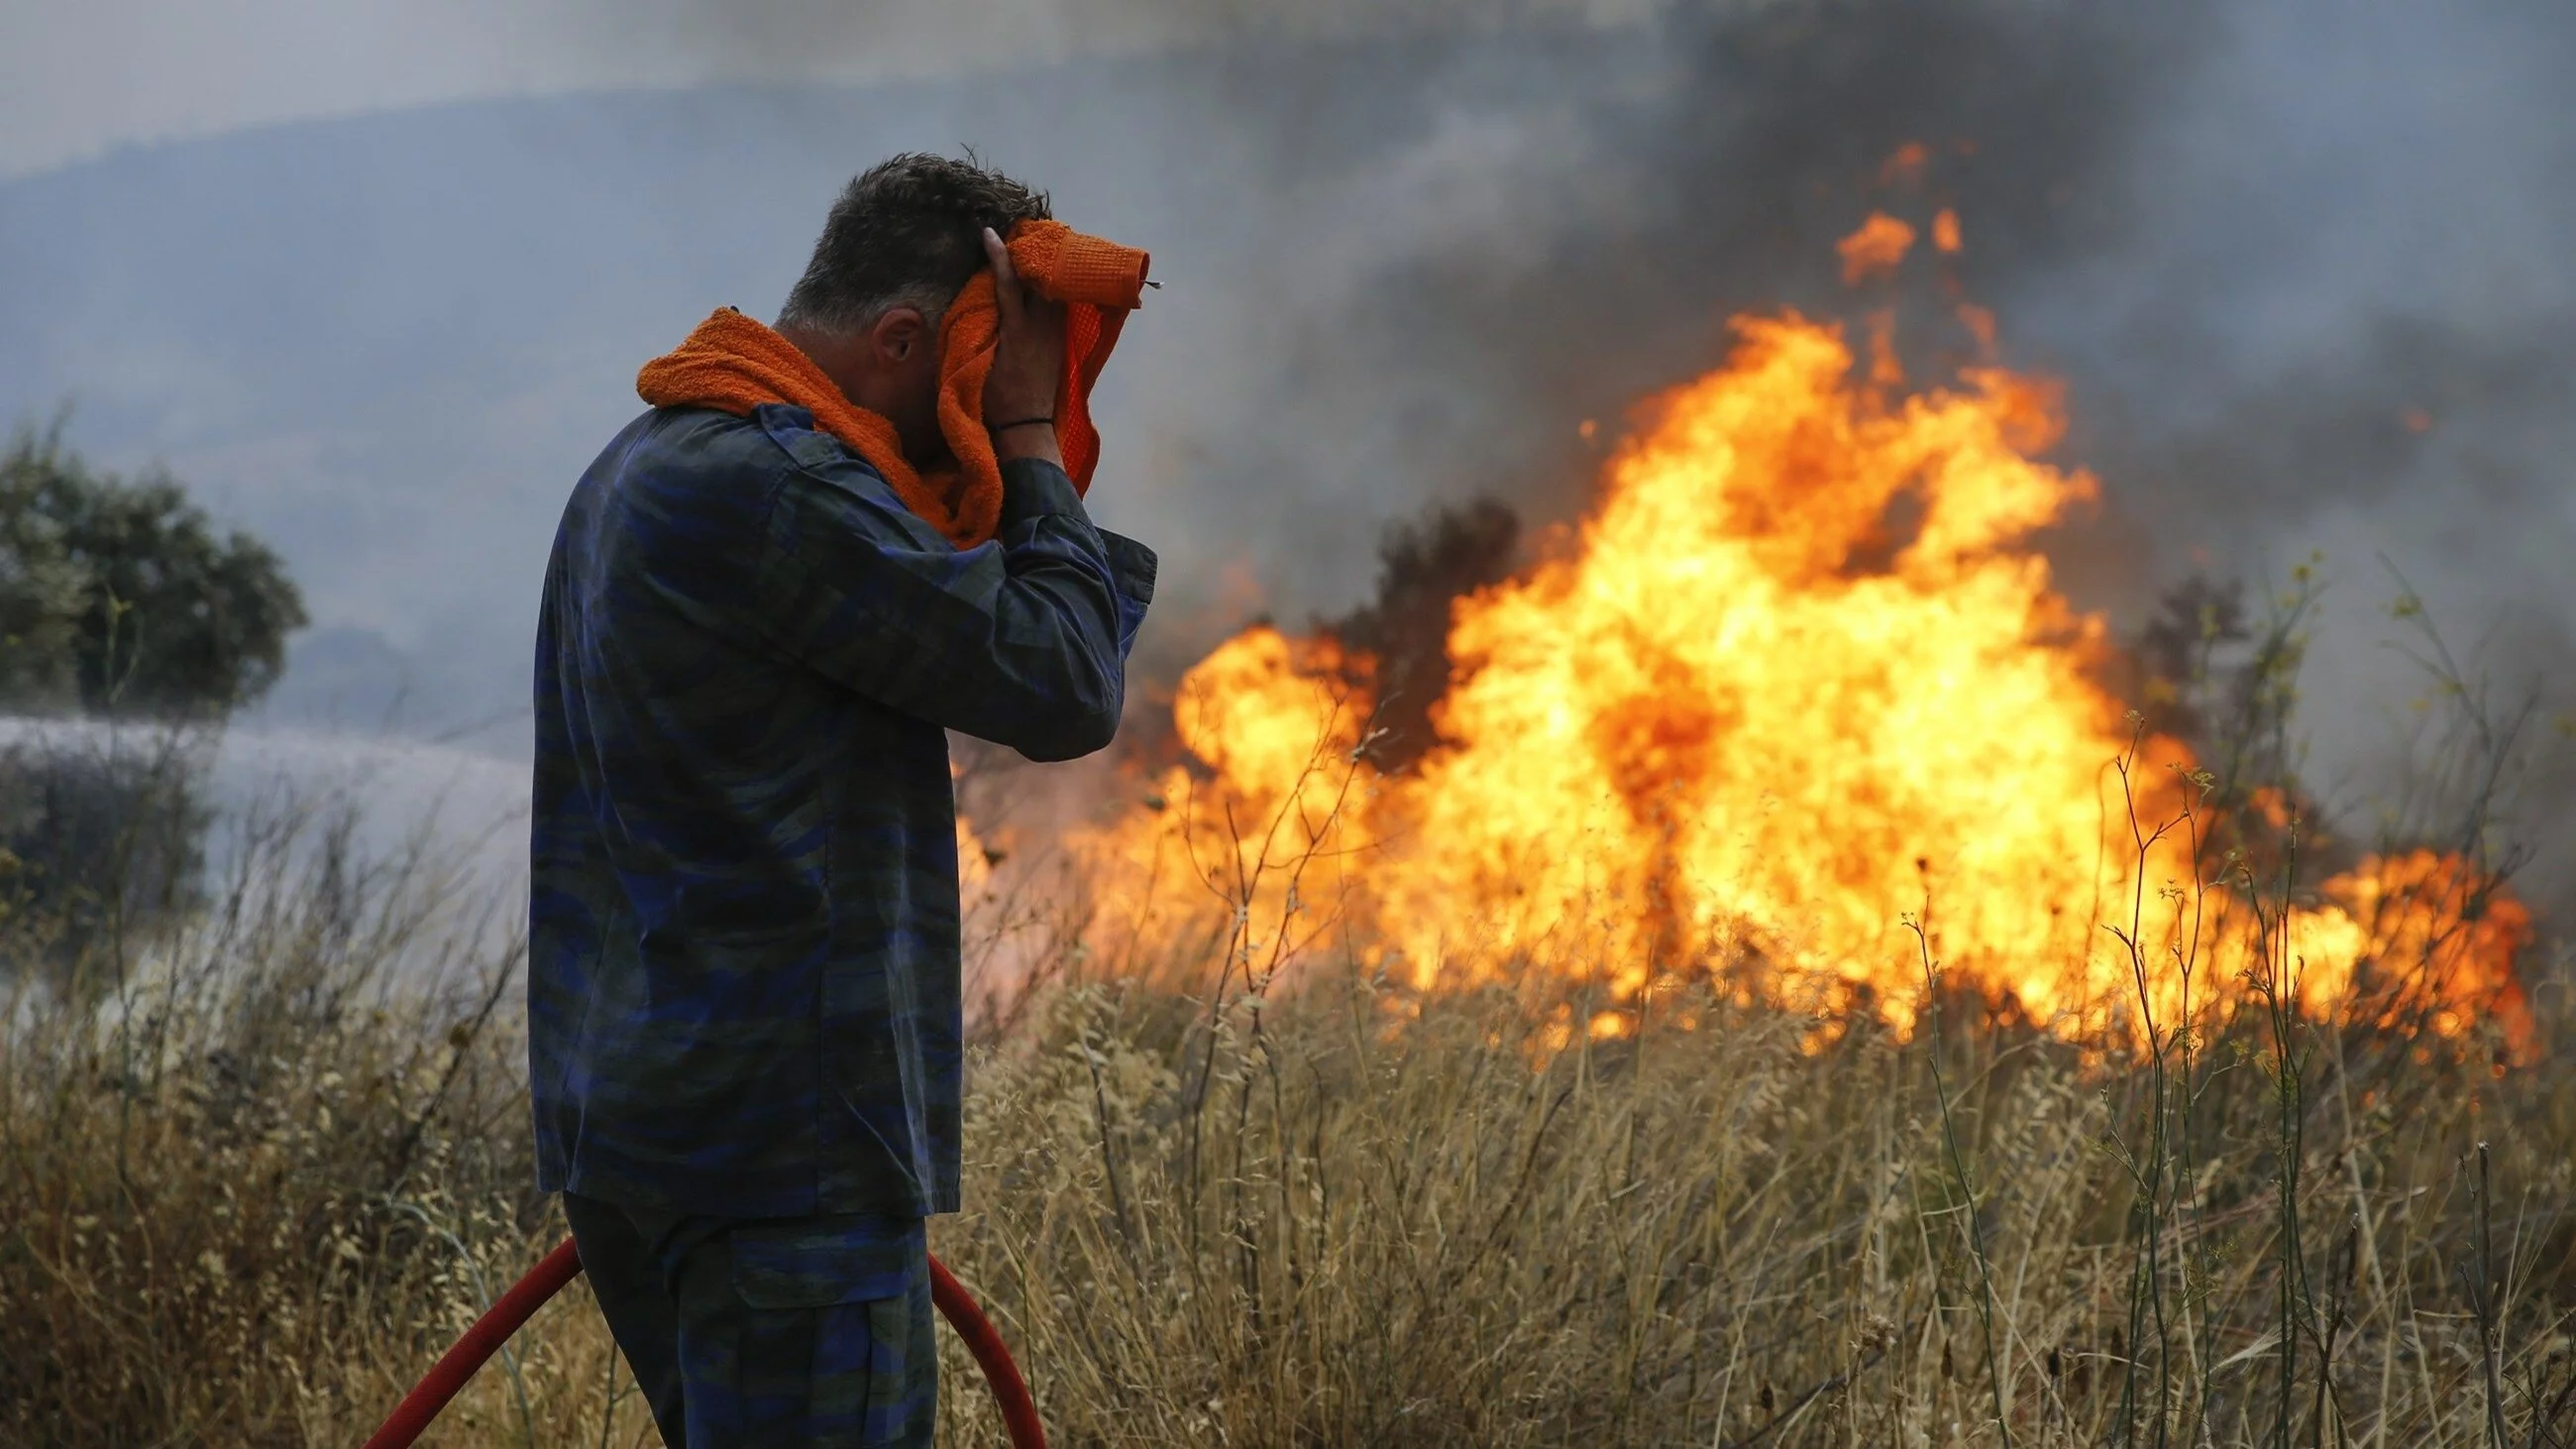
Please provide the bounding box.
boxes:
[4,748,2574,1446]
[937,959,2576,1447]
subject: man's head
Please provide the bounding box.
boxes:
[777,154,1052,466]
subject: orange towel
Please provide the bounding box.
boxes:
[636,219,1150,548]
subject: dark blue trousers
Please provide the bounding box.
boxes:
[562,1193,936,1448]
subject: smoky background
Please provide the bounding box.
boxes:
[1,0,2569,903]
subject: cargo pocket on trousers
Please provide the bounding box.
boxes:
[728,1219,923,1447]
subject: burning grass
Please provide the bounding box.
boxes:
[1,762,2570,1445]
[5,301,2567,1445]
[1044,311,2535,1063]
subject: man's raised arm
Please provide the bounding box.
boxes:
[746,442,1153,761]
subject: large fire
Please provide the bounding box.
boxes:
[1040,308,2529,1055]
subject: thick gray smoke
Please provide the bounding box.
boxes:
[1061,0,2576,897]
[3,0,2569,900]
[1128,0,2576,899]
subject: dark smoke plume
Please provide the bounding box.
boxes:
[1165,0,2575,903]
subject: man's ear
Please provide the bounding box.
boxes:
[870,306,928,366]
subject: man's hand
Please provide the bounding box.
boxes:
[981,226,1067,468]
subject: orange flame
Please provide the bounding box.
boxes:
[1837,213,1917,284]
[1058,312,2529,1057]
[1879,141,1934,187]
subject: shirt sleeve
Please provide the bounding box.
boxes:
[746,451,1157,762]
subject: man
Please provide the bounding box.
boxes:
[528,154,1154,1447]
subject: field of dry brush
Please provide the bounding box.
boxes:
[4,758,2571,1448]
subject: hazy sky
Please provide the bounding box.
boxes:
[0,0,1650,178]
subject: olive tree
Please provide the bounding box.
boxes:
[0,417,307,983]
[0,420,306,718]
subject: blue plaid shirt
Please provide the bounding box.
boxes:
[530,402,1153,1218]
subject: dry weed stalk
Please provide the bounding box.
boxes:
[2,590,2569,1447]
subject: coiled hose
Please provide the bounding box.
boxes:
[361,1237,1043,1448]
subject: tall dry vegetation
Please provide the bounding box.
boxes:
[927,599,2576,1445]
[3,666,2572,1447]
[0,754,545,1444]
[942,944,2572,1446]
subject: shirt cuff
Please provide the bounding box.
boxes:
[1100,530,1158,607]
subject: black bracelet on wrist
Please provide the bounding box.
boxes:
[991,416,1056,433]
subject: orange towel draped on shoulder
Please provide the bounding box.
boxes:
[635,219,1150,548]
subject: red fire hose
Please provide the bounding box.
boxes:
[362,1237,1043,1449]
